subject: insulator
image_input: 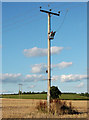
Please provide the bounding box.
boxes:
[58,11,60,13]
[46,70,48,73]
[49,9,52,11]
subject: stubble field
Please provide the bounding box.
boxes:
[1,98,88,119]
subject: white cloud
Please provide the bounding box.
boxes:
[0,73,45,83]
[0,90,14,94]
[53,61,72,69]
[61,74,87,82]
[31,62,72,74]
[23,46,64,57]
[52,74,87,82]
[1,73,87,84]
[77,82,84,88]
[1,73,22,83]
[25,74,45,82]
[51,46,64,54]
[28,85,35,88]
[31,64,47,74]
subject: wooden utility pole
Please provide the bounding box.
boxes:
[18,84,22,99]
[48,13,51,112]
[19,84,20,99]
[40,7,60,112]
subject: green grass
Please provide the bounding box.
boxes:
[2,94,47,99]
[1,93,89,100]
[60,94,89,100]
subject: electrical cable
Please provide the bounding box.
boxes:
[2,14,44,33]
[3,11,39,28]
[3,5,40,23]
[56,9,69,32]
[49,3,84,10]
[53,4,84,35]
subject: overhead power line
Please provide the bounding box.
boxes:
[3,11,39,28]
[56,9,69,32]
[2,14,44,33]
[3,5,39,23]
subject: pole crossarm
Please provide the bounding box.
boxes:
[40,9,60,16]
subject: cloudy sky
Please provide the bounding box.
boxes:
[1,1,87,93]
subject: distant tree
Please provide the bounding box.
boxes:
[85,92,89,97]
[23,92,26,94]
[80,93,84,96]
[50,86,62,99]
[41,91,47,94]
[80,92,89,97]
[32,92,35,94]
[29,91,32,94]
[19,90,22,94]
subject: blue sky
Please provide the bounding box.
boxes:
[1,2,87,94]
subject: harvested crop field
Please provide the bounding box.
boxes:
[1,98,88,119]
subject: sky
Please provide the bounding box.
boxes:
[1,1,88,94]
[1,0,89,2]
